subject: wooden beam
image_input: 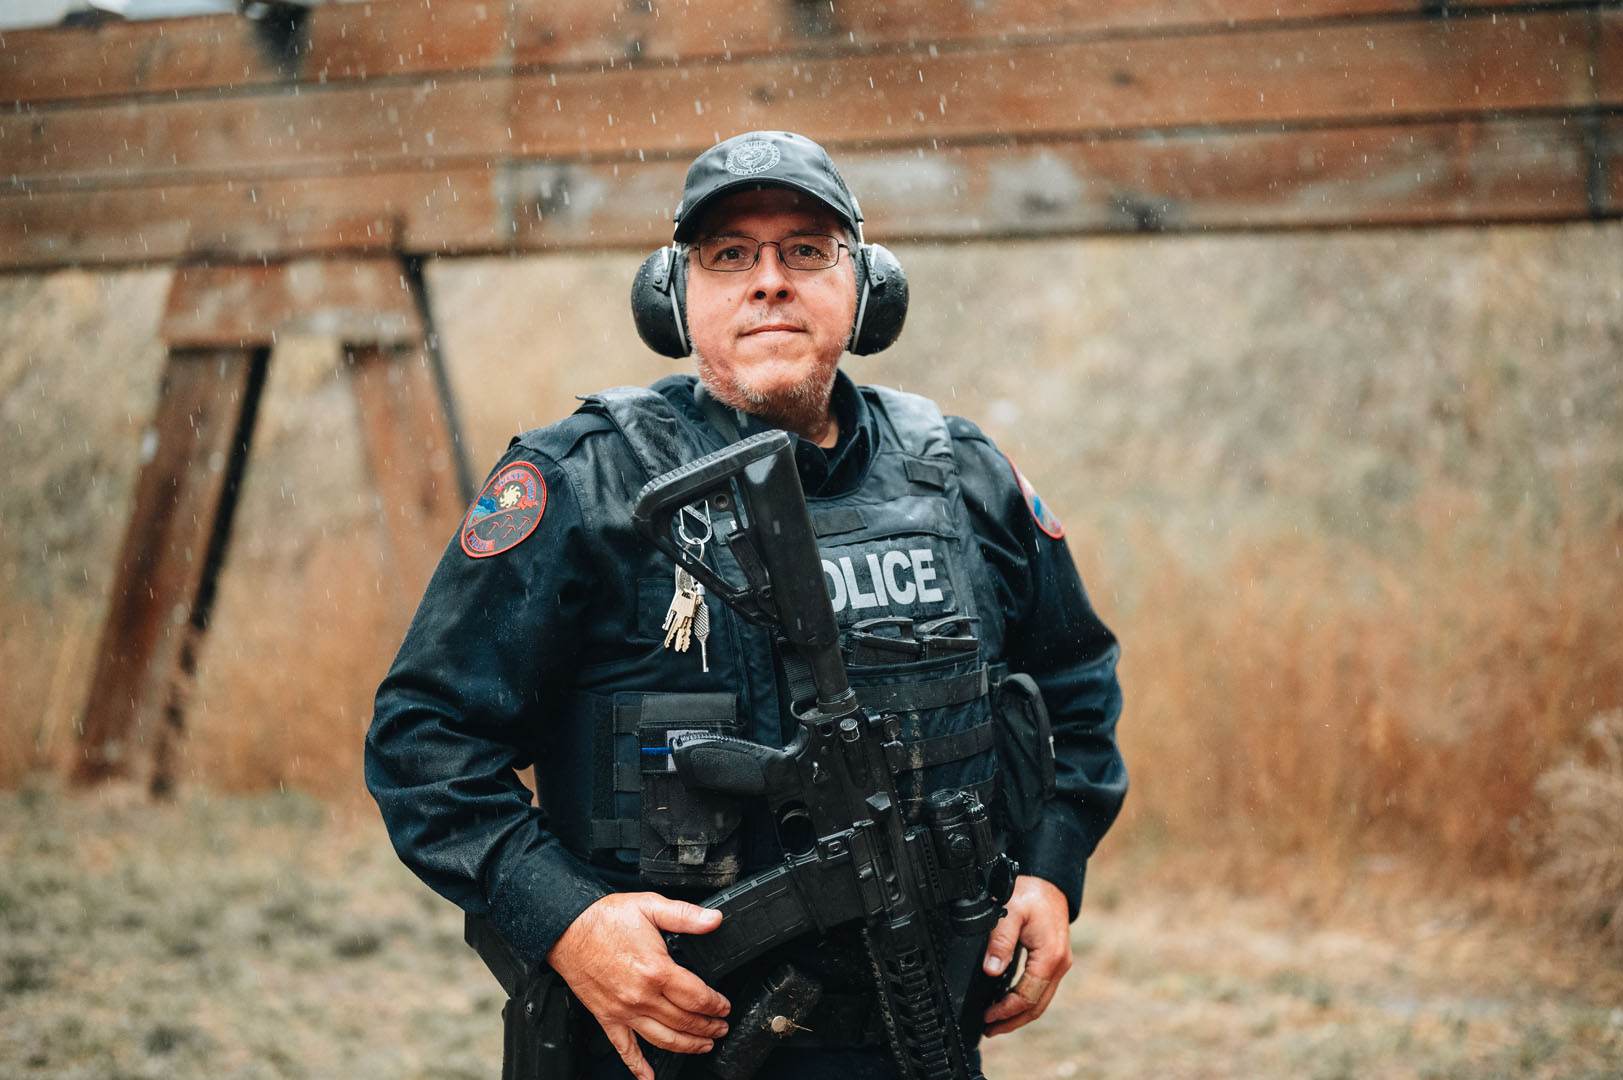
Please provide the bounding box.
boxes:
[1606,116,1623,210]
[502,118,1617,240]
[2,76,513,190]
[159,258,424,348]
[74,258,441,785]
[0,168,502,271]
[506,12,1611,158]
[346,344,468,593]
[0,0,1590,106]
[1,115,1612,270]
[73,346,264,784]
[842,118,1613,234]
[506,0,1445,69]
[0,0,507,104]
[1,3,1616,267]
[1604,9,1623,104]
[4,10,1613,188]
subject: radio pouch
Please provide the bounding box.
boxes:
[636,692,746,889]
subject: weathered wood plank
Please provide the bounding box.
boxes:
[302,0,509,83]
[159,258,424,347]
[505,120,1607,241]
[0,167,500,270]
[1602,8,1623,106]
[1,0,1586,106]
[806,0,1495,53]
[1606,115,1623,212]
[514,0,1423,69]
[0,158,660,269]
[73,346,260,784]
[2,76,515,189]
[2,116,1605,270]
[0,0,507,104]
[0,14,293,104]
[502,158,684,249]
[511,13,1607,157]
[346,343,468,593]
[847,120,1601,234]
[4,11,1609,188]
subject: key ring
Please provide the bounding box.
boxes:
[678,500,713,550]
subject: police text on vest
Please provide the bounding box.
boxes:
[822,548,947,612]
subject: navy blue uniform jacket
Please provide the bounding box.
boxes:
[366,372,1126,972]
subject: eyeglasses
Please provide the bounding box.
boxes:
[694,234,848,272]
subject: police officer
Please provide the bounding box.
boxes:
[366,130,1126,1080]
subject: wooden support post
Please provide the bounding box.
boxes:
[73,345,267,787]
[346,342,469,590]
[73,256,456,793]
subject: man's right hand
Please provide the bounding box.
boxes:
[546,893,731,1080]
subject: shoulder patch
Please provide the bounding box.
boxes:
[1006,456,1065,540]
[461,461,547,558]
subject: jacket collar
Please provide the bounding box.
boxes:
[680,369,875,497]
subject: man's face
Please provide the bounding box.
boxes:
[685,188,858,425]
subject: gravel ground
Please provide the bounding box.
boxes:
[3,785,1620,1080]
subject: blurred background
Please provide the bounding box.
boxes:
[3,1,1621,1077]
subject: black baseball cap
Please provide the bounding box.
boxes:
[672,130,864,243]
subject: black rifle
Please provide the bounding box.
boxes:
[465,430,1017,1080]
[628,430,1017,1080]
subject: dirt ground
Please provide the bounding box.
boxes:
[3,785,1620,1080]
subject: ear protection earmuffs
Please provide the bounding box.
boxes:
[848,242,908,356]
[630,237,909,359]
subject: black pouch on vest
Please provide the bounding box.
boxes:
[636,693,745,890]
[845,619,998,824]
[993,673,1056,833]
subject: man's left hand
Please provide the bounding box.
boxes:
[980,874,1072,1036]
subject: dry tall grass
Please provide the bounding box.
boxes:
[0,597,98,786]
[1537,709,1623,946]
[10,497,1618,900]
[1115,505,1623,882]
[0,543,395,802]
[184,540,400,801]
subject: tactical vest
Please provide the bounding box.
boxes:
[535,380,1008,892]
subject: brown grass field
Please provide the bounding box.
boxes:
[3,223,1622,1076]
[3,783,1621,1079]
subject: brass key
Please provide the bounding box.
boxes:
[663,569,698,651]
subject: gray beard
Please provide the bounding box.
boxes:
[694,347,840,440]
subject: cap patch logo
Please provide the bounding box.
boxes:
[724,139,780,176]
[1007,456,1065,540]
[461,461,546,558]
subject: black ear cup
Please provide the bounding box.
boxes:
[848,243,909,355]
[630,246,691,358]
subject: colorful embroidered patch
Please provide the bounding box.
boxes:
[1007,456,1065,540]
[461,461,546,558]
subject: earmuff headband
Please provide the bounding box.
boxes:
[665,245,688,355]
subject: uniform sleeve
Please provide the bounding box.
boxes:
[364,438,610,970]
[948,418,1127,921]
